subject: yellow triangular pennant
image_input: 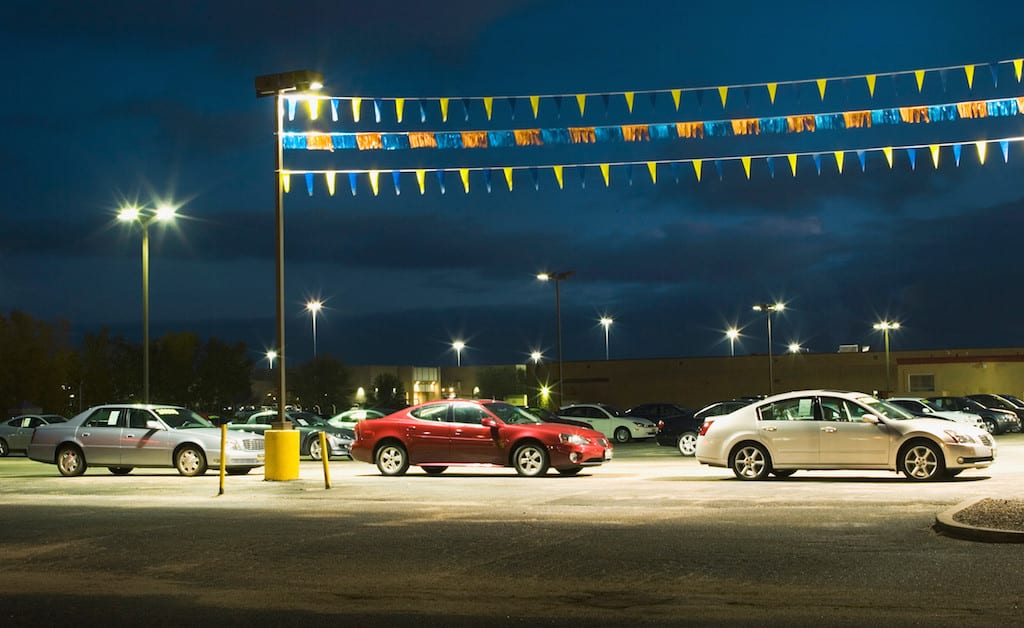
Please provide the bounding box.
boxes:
[718,86,728,108]
[976,141,987,164]
[600,163,610,186]
[866,74,877,97]
[741,157,751,179]
[395,98,405,123]
[647,162,657,184]
[692,159,702,181]
[576,94,586,117]
[965,64,975,89]
[1015,59,1023,82]
[530,96,540,118]
[767,83,777,104]
[671,89,681,110]
[816,79,827,100]
[281,171,291,193]
[503,167,514,191]
[416,169,426,195]
[554,166,564,189]
[369,170,380,196]
[930,145,940,168]
[307,98,319,120]
[915,70,926,92]
[834,151,845,173]
[325,172,336,196]
[484,97,493,120]
[459,168,470,193]
[787,154,798,176]
[351,98,362,123]
[440,98,450,122]
[883,147,894,168]
[624,92,634,112]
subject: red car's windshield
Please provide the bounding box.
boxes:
[483,402,542,425]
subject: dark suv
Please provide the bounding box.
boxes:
[650,399,754,456]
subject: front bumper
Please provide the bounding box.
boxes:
[944,441,997,469]
[549,442,612,467]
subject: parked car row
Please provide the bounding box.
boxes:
[226,410,353,460]
[0,414,67,457]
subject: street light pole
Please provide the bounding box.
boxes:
[874,321,900,395]
[599,316,613,360]
[752,302,784,395]
[538,271,574,407]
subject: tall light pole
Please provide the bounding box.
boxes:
[118,203,176,403]
[452,340,465,366]
[538,271,574,407]
[599,316,613,360]
[752,302,785,395]
[874,321,901,395]
[255,69,323,434]
[305,300,323,357]
[726,327,740,357]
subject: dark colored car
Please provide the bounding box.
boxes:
[966,394,1024,428]
[227,410,353,460]
[351,399,612,477]
[0,414,67,457]
[625,403,691,422]
[655,399,755,456]
[927,396,1020,435]
[525,406,592,429]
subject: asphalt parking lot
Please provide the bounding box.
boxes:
[2,436,1023,626]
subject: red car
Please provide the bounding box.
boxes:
[351,399,612,476]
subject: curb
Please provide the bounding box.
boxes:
[934,497,1024,543]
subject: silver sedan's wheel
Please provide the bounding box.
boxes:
[175,446,207,477]
[901,441,944,481]
[513,442,549,477]
[677,432,698,456]
[731,443,771,480]
[613,427,632,444]
[375,443,409,476]
[308,437,325,461]
[57,445,87,477]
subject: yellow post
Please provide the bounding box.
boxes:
[218,424,227,495]
[319,431,332,489]
[264,430,300,480]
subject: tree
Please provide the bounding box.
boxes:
[291,356,350,416]
[367,372,407,409]
[476,366,527,401]
[0,310,75,415]
[193,338,253,412]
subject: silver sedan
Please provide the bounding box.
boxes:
[0,414,67,456]
[695,389,996,481]
[28,404,265,477]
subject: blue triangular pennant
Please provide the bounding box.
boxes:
[436,170,446,194]
[330,99,339,122]
[392,171,401,195]
[305,173,314,196]
[348,173,358,196]
[953,143,962,166]
[907,148,917,170]
[813,154,822,175]
[857,150,866,172]
[766,156,775,179]
[1001,140,1010,163]
[373,99,382,123]
[483,169,492,193]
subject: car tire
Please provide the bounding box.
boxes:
[375,442,409,476]
[613,427,632,444]
[556,466,583,476]
[676,432,698,456]
[900,441,944,481]
[730,443,771,480]
[513,442,549,477]
[57,445,87,477]
[108,467,133,475]
[772,469,797,478]
[175,445,208,477]
[226,467,251,475]
[982,419,997,435]
[0,438,9,457]
[422,466,447,475]
[308,436,328,461]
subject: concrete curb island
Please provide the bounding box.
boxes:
[934,497,1024,543]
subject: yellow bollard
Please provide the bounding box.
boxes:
[319,431,332,489]
[264,430,300,480]
[218,424,227,495]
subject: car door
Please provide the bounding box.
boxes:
[449,402,503,464]
[404,402,453,463]
[7,417,38,451]
[755,396,819,465]
[78,408,126,465]
[817,397,890,465]
[120,408,174,467]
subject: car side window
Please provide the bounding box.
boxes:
[758,398,816,421]
[452,404,489,425]
[83,408,123,428]
[585,407,605,419]
[410,403,449,422]
[561,407,582,417]
[129,409,153,429]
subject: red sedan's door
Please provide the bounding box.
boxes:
[404,402,453,463]
[449,403,504,464]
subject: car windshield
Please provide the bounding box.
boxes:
[485,402,542,425]
[1001,394,1024,407]
[858,397,917,420]
[921,399,944,412]
[977,395,1015,410]
[154,407,214,429]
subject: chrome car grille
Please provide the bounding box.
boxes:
[241,439,264,451]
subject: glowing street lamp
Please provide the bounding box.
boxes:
[725,327,740,357]
[873,320,901,395]
[118,202,177,403]
[452,340,466,366]
[266,350,278,370]
[305,299,323,357]
[752,302,785,394]
[530,350,543,364]
[788,342,803,354]
[537,270,574,407]
[599,316,614,360]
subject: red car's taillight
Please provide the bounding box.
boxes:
[657,420,665,430]
[698,420,714,436]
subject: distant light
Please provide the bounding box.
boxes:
[452,340,465,351]
[788,343,803,353]
[305,300,323,314]
[726,328,740,340]
[752,302,784,312]
[873,321,900,331]
[155,204,176,221]
[599,316,614,329]
[536,273,550,281]
[530,351,543,363]
[117,206,140,222]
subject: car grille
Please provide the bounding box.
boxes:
[979,434,993,447]
[241,439,264,451]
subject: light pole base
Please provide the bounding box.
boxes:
[264,430,300,481]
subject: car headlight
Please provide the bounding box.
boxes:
[633,422,649,429]
[227,440,244,451]
[943,430,976,444]
[559,433,591,446]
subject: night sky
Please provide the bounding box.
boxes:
[3,0,1024,368]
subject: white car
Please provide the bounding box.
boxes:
[695,389,995,481]
[558,403,658,443]
[887,397,987,431]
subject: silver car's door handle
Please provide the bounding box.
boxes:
[762,426,777,432]
[821,426,837,433]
